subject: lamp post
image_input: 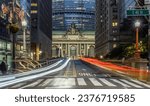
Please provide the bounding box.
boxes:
[21,19,27,56]
[134,20,141,59]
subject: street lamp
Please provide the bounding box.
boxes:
[21,19,27,55]
[134,20,141,59]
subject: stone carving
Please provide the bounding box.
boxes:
[64,23,83,39]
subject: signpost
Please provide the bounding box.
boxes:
[127,8,150,69]
[127,9,149,16]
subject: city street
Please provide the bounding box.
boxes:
[4,59,150,89]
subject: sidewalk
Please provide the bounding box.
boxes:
[0,70,13,76]
[81,58,150,84]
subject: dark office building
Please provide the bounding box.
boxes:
[95,0,121,58]
[31,0,52,60]
[52,0,95,31]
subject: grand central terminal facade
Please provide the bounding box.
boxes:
[52,24,95,58]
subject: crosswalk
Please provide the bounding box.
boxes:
[9,77,150,89]
[78,73,96,77]
[78,73,112,77]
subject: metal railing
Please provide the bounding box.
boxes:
[12,58,63,73]
[0,58,70,88]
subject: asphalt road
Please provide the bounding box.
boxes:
[5,59,150,89]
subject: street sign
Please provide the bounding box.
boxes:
[145,0,150,5]
[127,9,149,16]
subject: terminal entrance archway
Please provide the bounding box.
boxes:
[52,46,59,57]
[70,46,77,57]
[88,46,95,57]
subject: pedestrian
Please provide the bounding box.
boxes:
[0,57,7,75]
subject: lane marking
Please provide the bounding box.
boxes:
[79,73,83,76]
[64,62,71,77]
[89,78,103,86]
[52,78,65,86]
[88,73,92,77]
[120,79,143,88]
[110,79,131,88]
[53,78,75,86]
[19,79,43,89]
[65,78,76,86]
[73,61,77,77]
[99,78,116,87]
[130,79,150,88]
[77,78,87,86]
[40,79,53,87]
[10,83,26,88]
[79,73,93,77]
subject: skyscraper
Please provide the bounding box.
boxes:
[31,0,52,60]
[95,0,121,58]
[52,0,95,31]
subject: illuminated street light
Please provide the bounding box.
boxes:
[21,19,27,54]
[135,20,140,28]
[39,50,42,55]
[134,20,141,59]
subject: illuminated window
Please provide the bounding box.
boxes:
[112,22,118,27]
[31,3,37,7]
[113,38,116,41]
[113,44,117,48]
[31,10,37,14]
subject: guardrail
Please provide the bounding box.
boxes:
[0,58,70,88]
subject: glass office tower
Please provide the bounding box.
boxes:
[120,0,135,21]
[52,0,95,31]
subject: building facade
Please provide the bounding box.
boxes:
[52,0,95,31]
[95,0,121,58]
[0,17,12,67]
[52,24,95,58]
[30,0,52,60]
[0,0,13,67]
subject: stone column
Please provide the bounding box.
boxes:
[80,43,81,56]
[77,44,78,58]
[84,44,86,56]
[67,44,68,56]
[61,44,63,57]
[68,44,70,57]
[86,44,88,56]
[65,44,67,57]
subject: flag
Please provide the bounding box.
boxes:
[1,3,8,14]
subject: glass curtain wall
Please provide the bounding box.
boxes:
[53,0,95,31]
